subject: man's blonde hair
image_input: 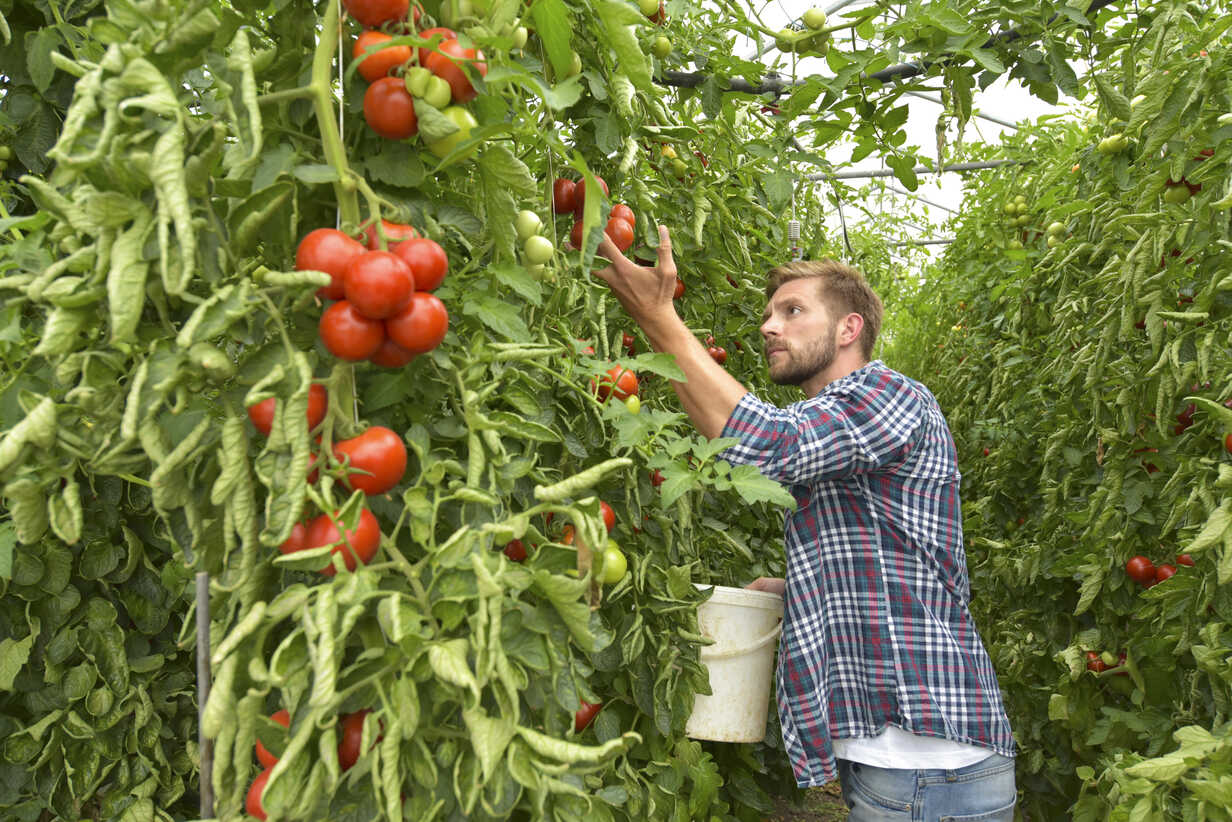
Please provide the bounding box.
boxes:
[766,259,883,360]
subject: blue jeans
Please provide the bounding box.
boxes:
[836,754,1016,821]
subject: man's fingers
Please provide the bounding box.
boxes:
[655,225,675,272]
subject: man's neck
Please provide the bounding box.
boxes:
[801,354,870,397]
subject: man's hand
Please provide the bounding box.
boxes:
[592,224,680,337]
[591,223,749,439]
[746,577,786,596]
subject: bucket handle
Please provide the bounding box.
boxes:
[698,620,782,661]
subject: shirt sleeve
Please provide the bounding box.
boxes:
[718,376,925,485]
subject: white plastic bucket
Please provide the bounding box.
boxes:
[685,584,784,743]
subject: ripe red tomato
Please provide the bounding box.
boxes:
[246,768,271,821]
[1155,564,1177,583]
[343,250,414,319]
[423,39,487,103]
[342,0,408,27]
[560,524,575,545]
[599,501,615,533]
[363,219,419,251]
[386,292,449,353]
[610,203,634,226]
[319,301,386,361]
[334,426,407,495]
[503,539,527,561]
[592,366,638,401]
[337,709,374,771]
[277,522,309,556]
[673,279,685,299]
[364,76,418,139]
[416,26,457,66]
[1085,651,1109,673]
[255,710,291,768]
[354,31,411,83]
[605,217,634,252]
[650,469,664,488]
[1177,554,1195,567]
[1226,432,1232,454]
[621,332,636,355]
[572,176,609,218]
[1125,555,1156,586]
[296,228,365,300]
[247,384,327,437]
[552,179,576,214]
[707,345,728,365]
[574,700,602,732]
[306,507,381,576]
[369,337,417,368]
[392,237,449,291]
[569,220,584,250]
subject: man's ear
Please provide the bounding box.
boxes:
[839,313,864,347]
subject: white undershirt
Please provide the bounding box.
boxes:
[833,725,992,770]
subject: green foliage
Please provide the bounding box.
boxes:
[888,3,1232,817]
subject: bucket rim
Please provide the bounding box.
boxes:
[693,582,784,613]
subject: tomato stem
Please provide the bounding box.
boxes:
[309,0,360,228]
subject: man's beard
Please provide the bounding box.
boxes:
[767,328,836,386]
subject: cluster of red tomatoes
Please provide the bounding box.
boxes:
[551,175,640,256]
[246,708,380,819]
[345,0,484,155]
[298,219,450,367]
[1125,552,1193,588]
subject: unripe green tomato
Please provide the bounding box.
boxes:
[1163,184,1191,204]
[527,262,549,279]
[1007,239,1023,249]
[802,7,827,28]
[1046,234,1062,248]
[1013,194,1026,204]
[600,540,627,584]
[0,146,11,160]
[426,106,479,159]
[651,35,671,58]
[638,0,659,14]
[805,36,830,57]
[515,209,542,241]
[567,50,582,77]
[424,76,453,109]
[523,235,555,265]
[671,158,688,178]
[624,395,641,414]
[775,28,799,53]
[511,26,528,49]
[1002,202,1015,214]
[1015,202,1028,214]
[1046,221,1065,236]
[405,66,432,98]
[1111,134,1128,151]
[1100,651,1118,667]
[1015,214,1030,226]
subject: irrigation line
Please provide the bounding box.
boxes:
[807,158,1024,181]
[903,90,1020,130]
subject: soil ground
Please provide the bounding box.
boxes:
[767,782,849,821]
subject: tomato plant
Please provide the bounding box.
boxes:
[353,31,411,83]
[574,700,602,732]
[423,39,486,103]
[247,383,328,437]
[363,218,419,250]
[255,710,291,768]
[245,769,271,821]
[336,709,376,771]
[592,365,638,401]
[1125,555,1157,586]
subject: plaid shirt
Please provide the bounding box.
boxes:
[720,361,1015,787]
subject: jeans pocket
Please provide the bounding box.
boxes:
[940,798,1016,822]
[844,763,914,817]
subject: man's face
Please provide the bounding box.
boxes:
[759,279,838,386]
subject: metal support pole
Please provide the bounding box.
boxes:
[197,572,214,819]
[903,90,1020,130]
[881,183,957,213]
[806,158,1022,181]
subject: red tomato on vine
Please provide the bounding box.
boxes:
[306,507,382,576]
[369,337,417,368]
[343,250,415,319]
[353,31,411,83]
[333,426,408,495]
[553,179,576,214]
[363,219,419,251]
[605,217,634,252]
[342,0,410,28]
[247,383,327,437]
[386,292,449,353]
[423,39,487,103]
[592,366,638,401]
[295,228,365,300]
[255,710,290,768]
[246,769,272,821]
[319,301,386,361]
[364,77,418,139]
[415,26,457,66]
[393,237,449,291]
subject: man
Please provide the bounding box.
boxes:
[595,227,1017,821]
